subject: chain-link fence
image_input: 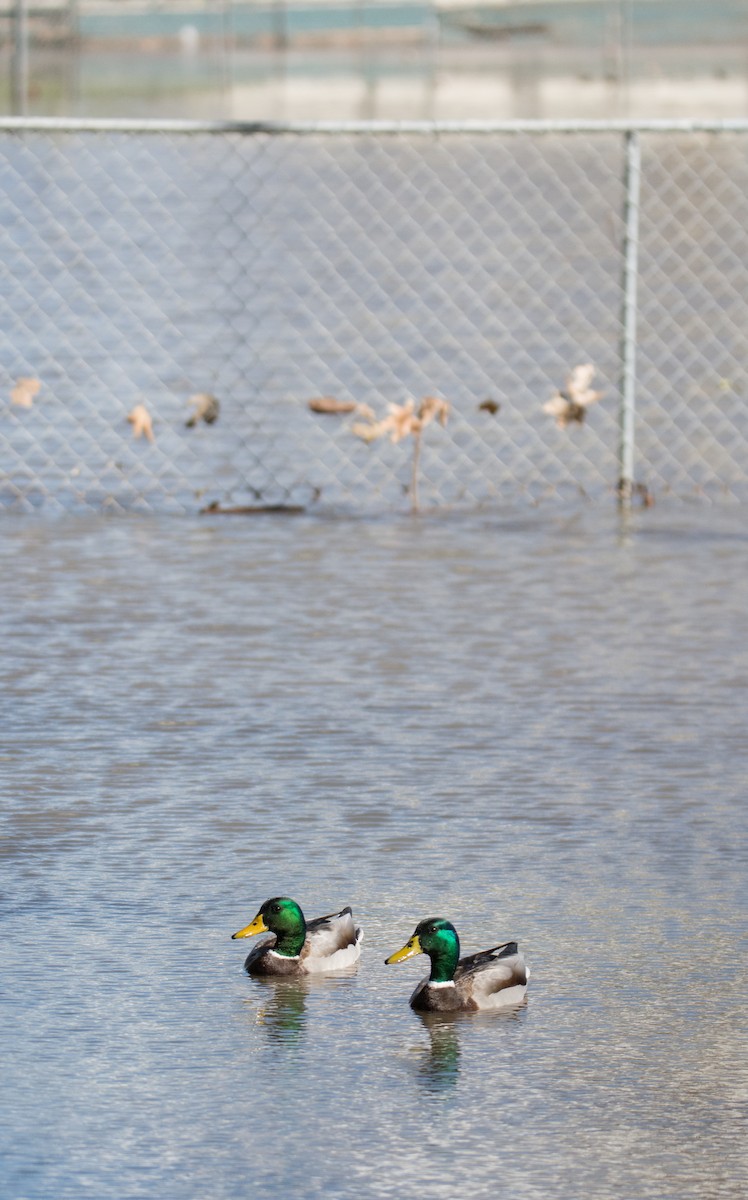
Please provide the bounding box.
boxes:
[2,117,748,514]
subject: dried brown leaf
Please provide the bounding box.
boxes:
[11,377,41,408]
[354,402,376,422]
[419,396,450,428]
[351,419,387,443]
[545,365,604,428]
[186,392,220,427]
[308,396,358,415]
[127,404,155,442]
[384,400,418,443]
[566,363,604,409]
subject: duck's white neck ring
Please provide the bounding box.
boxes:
[268,949,301,961]
[427,979,456,988]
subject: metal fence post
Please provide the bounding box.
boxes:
[618,128,641,504]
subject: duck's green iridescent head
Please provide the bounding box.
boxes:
[385,917,460,983]
[231,897,307,957]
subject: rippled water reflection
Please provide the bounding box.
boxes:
[2,505,747,1199]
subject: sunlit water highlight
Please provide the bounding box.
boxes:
[1,505,747,1199]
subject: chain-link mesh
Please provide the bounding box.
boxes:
[1,122,747,513]
[635,133,748,500]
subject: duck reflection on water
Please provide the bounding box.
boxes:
[415,1013,462,1093]
[413,1003,529,1096]
[249,970,360,1049]
[253,977,310,1047]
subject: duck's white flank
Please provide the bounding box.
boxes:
[303,938,363,973]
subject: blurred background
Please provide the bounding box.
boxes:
[2,0,748,123]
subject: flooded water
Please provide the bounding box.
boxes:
[2,504,747,1199]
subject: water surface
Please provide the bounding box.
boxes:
[1,505,747,1198]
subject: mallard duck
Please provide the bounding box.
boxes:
[231,896,363,976]
[385,917,528,1012]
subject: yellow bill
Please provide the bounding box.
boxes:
[231,912,268,940]
[385,935,422,965]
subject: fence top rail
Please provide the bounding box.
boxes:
[4,116,748,136]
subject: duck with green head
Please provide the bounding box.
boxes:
[385,917,528,1011]
[232,896,363,976]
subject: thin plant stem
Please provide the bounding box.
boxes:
[411,427,422,514]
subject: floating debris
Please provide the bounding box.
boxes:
[127,404,155,442]
[11,377,41,408]
[185,392,220,427]
[544,363,604,428]
[200,501,305,516]
[478,399,501,415]
[617,480,655,507]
